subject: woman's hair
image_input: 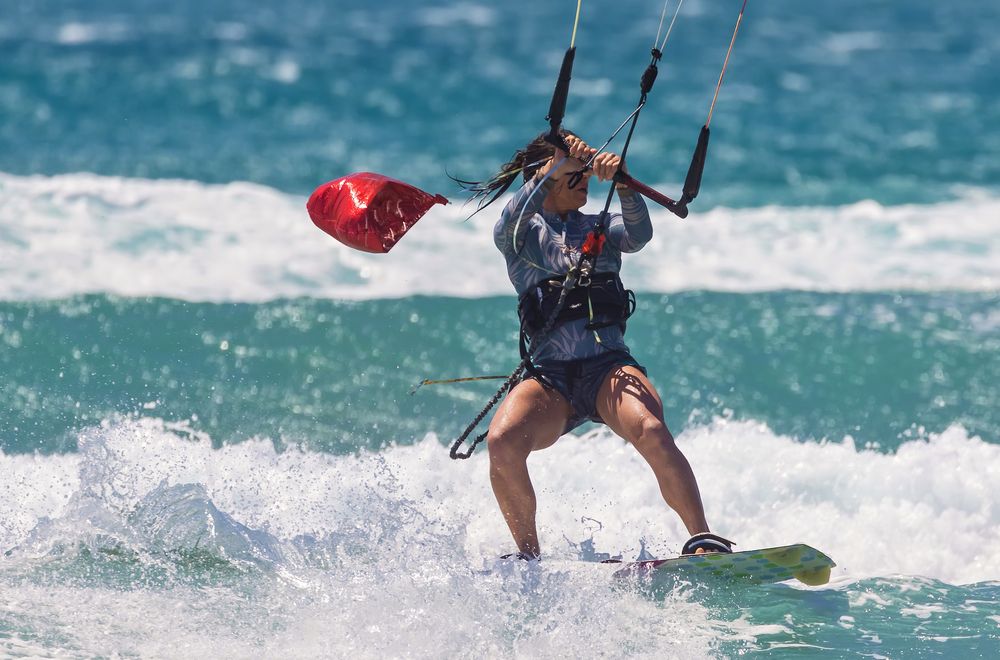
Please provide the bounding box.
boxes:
[452,129,575,218]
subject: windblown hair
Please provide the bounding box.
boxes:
[451,129,576,219]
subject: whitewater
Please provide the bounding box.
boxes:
[2,173,998,301]
[3,416,999,657]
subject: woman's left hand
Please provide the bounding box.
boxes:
[591,151,627,182]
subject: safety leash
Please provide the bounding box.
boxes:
[449,272,579,459]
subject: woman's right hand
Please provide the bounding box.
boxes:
[536,135,596,181]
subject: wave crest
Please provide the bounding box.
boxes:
[2,173,999,301]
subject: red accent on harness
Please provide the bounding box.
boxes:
[581,231,606,258]
[306,172,448,253]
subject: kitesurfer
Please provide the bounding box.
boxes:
[483,131,728,559]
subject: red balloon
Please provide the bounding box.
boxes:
[306,172,448,253]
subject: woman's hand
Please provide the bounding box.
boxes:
[562,135,597,166]
[591,150,627,182]
[535,135,627,183]
[535,135,596,181]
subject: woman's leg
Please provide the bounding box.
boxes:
[487,378,572,557]
[595,366,711,536]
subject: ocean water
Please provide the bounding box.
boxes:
[2,0,999,657]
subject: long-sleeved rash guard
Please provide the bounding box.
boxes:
[494,177,653,364]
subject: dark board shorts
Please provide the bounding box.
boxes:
[528,350,647,433]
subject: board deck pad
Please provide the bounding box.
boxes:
[612,543,835,586]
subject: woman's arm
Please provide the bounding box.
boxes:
[589,150,652,253]
[607,187,653,253]
[493,176,558,254]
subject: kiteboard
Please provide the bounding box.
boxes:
[611,543,835,586]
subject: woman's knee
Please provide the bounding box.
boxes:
[631,416,674,449]
[487,423,533,464]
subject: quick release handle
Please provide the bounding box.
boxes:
[544,47,576,152]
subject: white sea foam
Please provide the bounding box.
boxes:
[1,416,998,657]
[54,21,132,45]
[1,172,998,302]
[2,417,997,585]
[415,5,497,29]
[0,417,718,658]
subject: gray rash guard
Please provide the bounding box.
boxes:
[494,176,653,364]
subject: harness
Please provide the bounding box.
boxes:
[518,272,635,341]
[517,271,636,381]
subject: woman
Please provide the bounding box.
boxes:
[478,130,730,559]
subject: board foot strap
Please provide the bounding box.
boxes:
[682,532,734,555]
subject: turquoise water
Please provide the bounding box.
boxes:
[2,292,997,454]
[2,0,1000,657]
[3,0,999,204]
